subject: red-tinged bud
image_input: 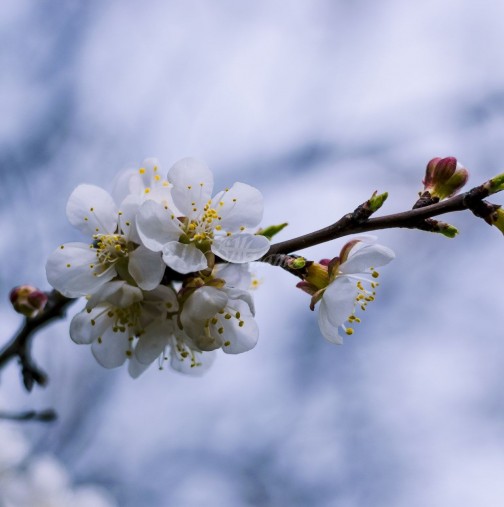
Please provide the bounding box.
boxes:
[9,285,48,318]
[423,157,469,199]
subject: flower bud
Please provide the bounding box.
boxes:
[9,285,48,318]
[423,157,469,199]
[489,207,504,235]
[485,173,504,195]
[368,191,388,212]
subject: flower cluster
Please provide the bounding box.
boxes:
[46,158,268,377]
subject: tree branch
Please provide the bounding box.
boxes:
[0,291,75,391]
[266,185,490,256]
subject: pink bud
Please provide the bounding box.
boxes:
[9,285,48,318]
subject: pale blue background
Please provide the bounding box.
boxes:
[2,1,504,506]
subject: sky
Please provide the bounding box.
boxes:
[2,1,504,506]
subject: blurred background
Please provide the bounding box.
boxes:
[2,0,504,505]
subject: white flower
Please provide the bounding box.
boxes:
[180,284,259,354]
[112,158,171,205]
[46,183,165,297]
[70,281,178,377]
[298,238,395,344]
[136,157,270,274]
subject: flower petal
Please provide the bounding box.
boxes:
[135,320,172,365]
[136,200,182,252]
[66,184,118,236]
[162,242,208,274]
[317,301,344,344]
[321,276,358,327]
[87,281,143,309]
[212,234,270,263]
[70,307,111,344]
[220,300,259,354]
[214,263,252,290]
[128,354,152,378]
[170,347,216,376]
[168,157,214,216]
[91,327,130,368]
[213,182,264,231]
[46,243,115,297]
[340,243,395,274]
[128,245,165,290]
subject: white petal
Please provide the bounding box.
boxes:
[135,320,172,365]
[136,200,182,252]
[128,245,165,290]
[143,284,179,312]
[225,287,256,315]
[170,347,216,376]
[212,234,270,263]
[118,194,142,242]
[181,286,228,340]
[91,327,130,368]
[111,168,137,204]
[168,158,214,216]
[162,242,208,274]
[213,182,264,231]
[340,243,395,274]
[317,301,344,344]
[322,276,358,327]
[66,184,118,236]
[214,263,252,289]
[87,281,143,308]
[220,312,259,354]
[128,355,151,378]
[69,307,111,344]
[46,243,115,297]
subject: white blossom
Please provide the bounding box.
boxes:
[136,157,270,274]
[318,239,394,343]
[46,184,165,297]
[70,281,178,377]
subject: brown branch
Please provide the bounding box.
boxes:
[0,291,76,391]
[266,185,490,256]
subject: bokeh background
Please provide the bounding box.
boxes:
[2,1,504,505]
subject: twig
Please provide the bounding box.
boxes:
[266,185,490,256]
[0,291,75,391]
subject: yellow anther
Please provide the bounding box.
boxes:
[232,198,237,202]
[226,232,232,237]
[224,313,232,320]
[224,340,231,346]
[238,321,245,327]
[154,174,161,181]
[125,350,132,357]
[240,226,245,231]
[215,225,222,231]
[144,188,151,194]
[139,168,146,174]
[66,263,71,268]
[60,245,64,249]
[372,271,379,278]
[84,217,89,221]
[345,328,354,335]
[90,207,94,212]
[187,185,192,189]
[218,327,224,334]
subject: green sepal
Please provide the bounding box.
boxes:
[256,222,288,240]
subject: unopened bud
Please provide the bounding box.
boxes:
[485,173,504,195]
[289,256,307,269]
[489,207,504,235]
[437,222,459,238]
[423,157,469,199]
[368,191,388,212]
[10,285,48,318]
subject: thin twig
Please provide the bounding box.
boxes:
[0,408,57,422]
[266,186,489,256]
[0,291,75,391]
